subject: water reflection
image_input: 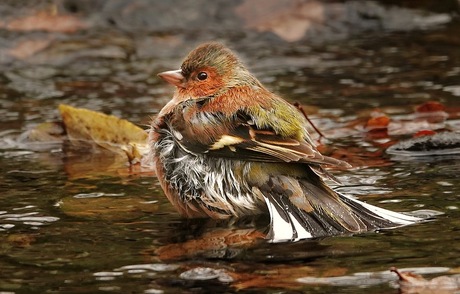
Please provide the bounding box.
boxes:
[0,211,59,227]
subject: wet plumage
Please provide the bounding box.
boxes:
[149,42,422,241]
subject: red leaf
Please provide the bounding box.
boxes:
[365,115,390,130]
[413,130,437,138]
[415,101,445,113]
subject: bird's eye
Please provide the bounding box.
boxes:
[197,72,208,81]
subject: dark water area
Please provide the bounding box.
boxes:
[1,1,460,293]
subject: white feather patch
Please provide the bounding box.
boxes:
[264,196,293,241]
[263,196,313,242]
[341,194,422,225]
[289,214,313,241]
[210,135,244,150]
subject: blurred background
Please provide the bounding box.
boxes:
[1,0,459,127]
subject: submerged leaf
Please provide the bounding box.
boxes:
[58,194,159,221]
[155,228,264,261]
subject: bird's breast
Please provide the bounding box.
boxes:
[152,125,264,217]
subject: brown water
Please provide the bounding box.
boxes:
[1,15,460,294]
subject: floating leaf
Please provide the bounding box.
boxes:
[414,101,448,123]
[365,113,391,140]
[365,114,390,131]
[58,104,148,163]
[413,130,437,138]
[415,101,446,113]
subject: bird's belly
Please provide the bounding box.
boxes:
[153,131,264,217]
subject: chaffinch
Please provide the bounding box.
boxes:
[149,42,422,241]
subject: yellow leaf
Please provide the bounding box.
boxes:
[58,104,148,163]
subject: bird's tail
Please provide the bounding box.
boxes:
[258,175,430,242]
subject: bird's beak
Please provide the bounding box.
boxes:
[158,69,186,88]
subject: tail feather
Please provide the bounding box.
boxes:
[339,194,423,226]
[263,193,313,240]
[260,176,427,242]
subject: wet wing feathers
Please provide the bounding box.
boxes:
[169,107,349,168]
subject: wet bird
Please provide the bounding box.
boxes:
[149,42,422,241]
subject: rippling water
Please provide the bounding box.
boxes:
[1,8,460,294]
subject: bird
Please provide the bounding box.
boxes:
[148,42,423,242]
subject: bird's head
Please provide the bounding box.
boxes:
[158,42,257,98]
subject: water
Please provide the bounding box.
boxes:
[1,5,460,294]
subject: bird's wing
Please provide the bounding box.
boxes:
[167,106,350,169]
[212,123,349,167]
